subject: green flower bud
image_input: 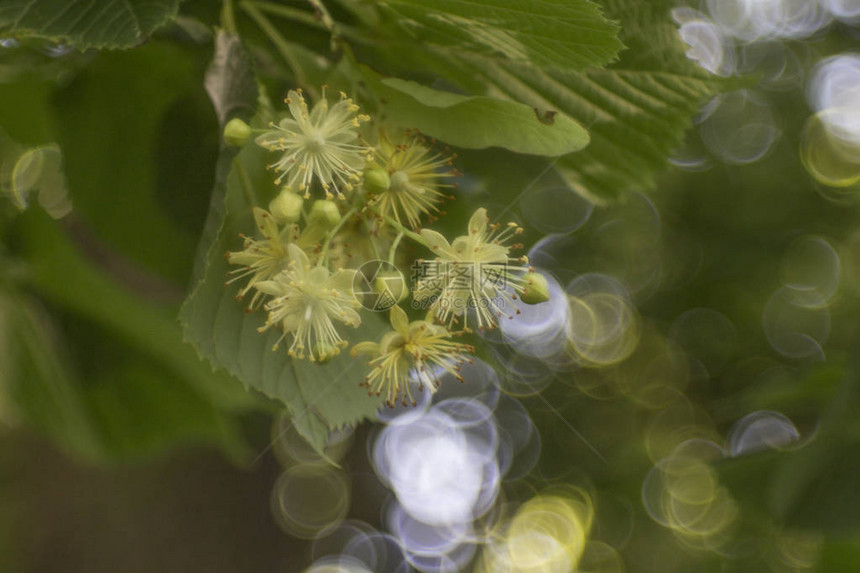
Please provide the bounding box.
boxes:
[373,270,408,306]
[269,189,303,223]
[364,168,391,194]
[223,117,251,146]
[308,199,342,229]
[520,272,550,304]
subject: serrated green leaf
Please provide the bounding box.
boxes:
[181,143,387,454]
[181,35,385,456]
[0,0,181,50]
[370,76,589,156]
[380,0,622,72]
[450,0,732,203]
[482,63,726,203]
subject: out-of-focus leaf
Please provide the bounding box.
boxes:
[154,95,220,240]
[0,0,181,50]
[52,41,209,285]
[379,0,622,73]
[9,145,72,218]
[11,208,256,461]
[0,288,102,457]
[719,440,860,534]
[181,33,385,456]
[0,82,54,146]
[719,356,860,533]
[65,312,248,459]
[821,539,860,571]
[366,75,589,156]
[779,443,860,532]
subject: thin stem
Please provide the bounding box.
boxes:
[388,230,404,265]
[306,0,336,32]
[375,211,427,248]
[245,0,376,45]
[221,0,238,33]
[241,1,309,88]
[234,158,258,208]
[319,206,359,265]
[364,219,382,260]
[328,0,380,27]
[245,1,321,28]
[306,0,340,52]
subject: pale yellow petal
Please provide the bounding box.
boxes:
[329,269,357,292]
[287,242,310,269]
[351,341,380,357]
[255,280,284,296]
[468,207,488,236]
[286,90,308,124]
[420,229,451,254]
[252,207,279,241]
[390,305,409,335]
[255,131,284,150]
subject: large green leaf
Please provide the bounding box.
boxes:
[718,440,860,534]
[369,76,589,156]
[379,0,622,73]
[718,353,860,533]
[180,33,386,456]
[0,0,181,50]
[0,287,103,458]
[454,0,732,203]
[52,41,214,285]
[8,209,256,461]
[0,80,54,146]
[364,0,730,203]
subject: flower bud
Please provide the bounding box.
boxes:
[269,189,303,223]
[520,272,550,304]
[364,168,391,194]
[308,199,342,229]
[223,117,251,146]
[373,270,408,306]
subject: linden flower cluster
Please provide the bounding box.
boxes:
[224,87,549,405]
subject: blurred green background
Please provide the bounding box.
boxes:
[2,0,860,572]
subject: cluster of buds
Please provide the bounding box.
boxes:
[224,87,550,406]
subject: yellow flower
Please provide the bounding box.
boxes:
[226,207,299,310]
[351,305,474,407]
[365,131,458,229]
[255,88,370,198]
[256,244,361,361]
[414,208,530,331]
